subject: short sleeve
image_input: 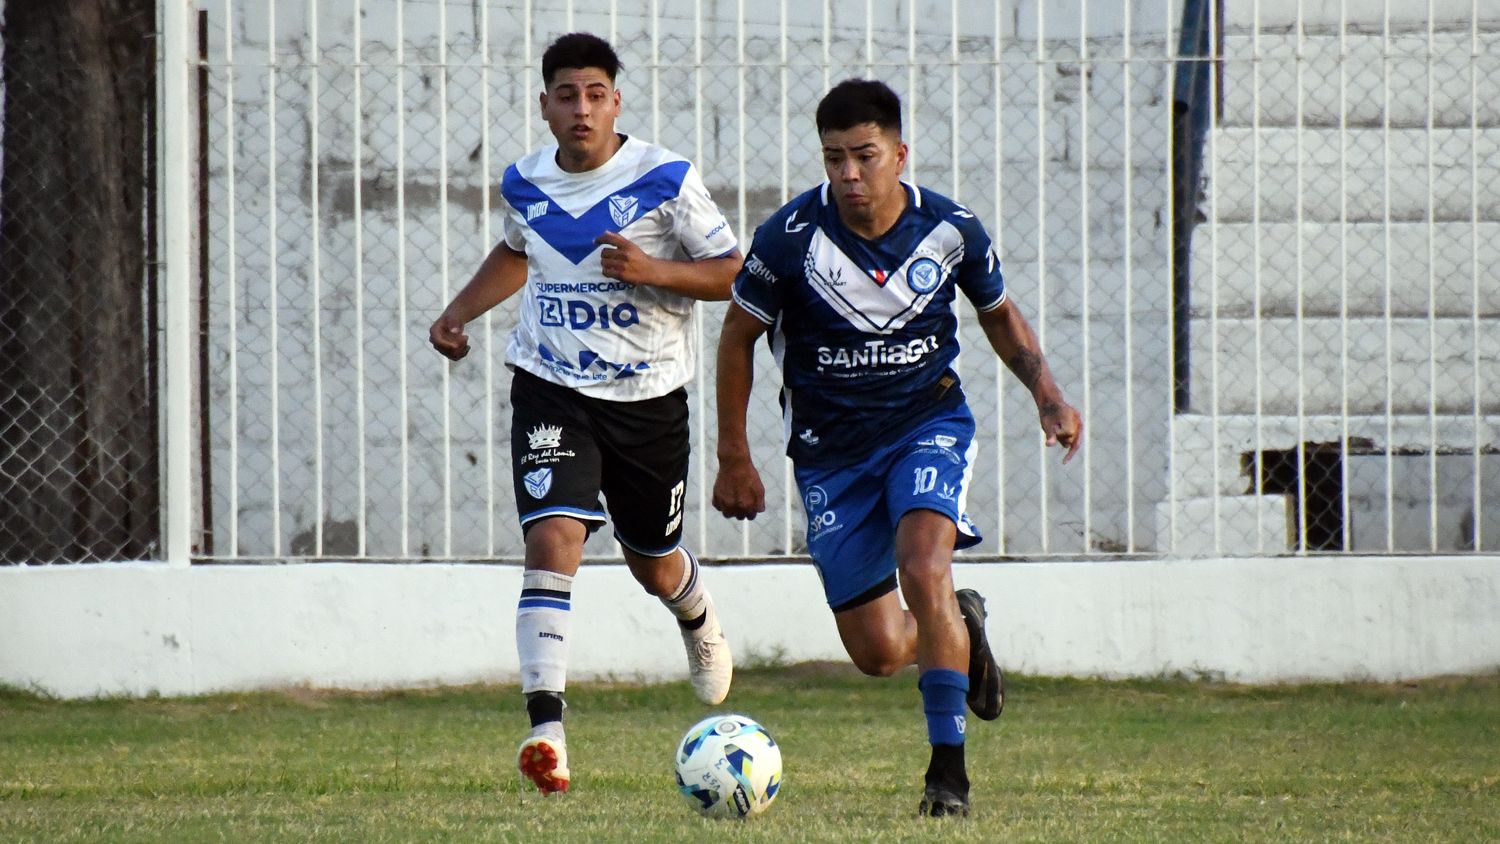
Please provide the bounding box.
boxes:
[671,164,739,260]
[730,224,790,325]
[499,165,530,253]
[501,202,528,252]
[954,219,1006,311]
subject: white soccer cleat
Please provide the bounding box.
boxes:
[682,596,733,705]
[517,725,570,795]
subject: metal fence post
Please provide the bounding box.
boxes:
[160,0,195,568]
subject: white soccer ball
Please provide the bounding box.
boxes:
[673,713,783,819]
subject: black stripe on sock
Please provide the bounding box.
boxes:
[526,691,565,727]
[521,587,573,599]
[669,551,700,603]
[677,612,707,631]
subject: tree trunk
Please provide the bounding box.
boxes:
[0,0,158,563]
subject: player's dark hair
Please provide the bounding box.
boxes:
[542,33,622,87]
[815,79,903,136]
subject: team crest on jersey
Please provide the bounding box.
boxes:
[906,258,942,294]
[523,468,553,499]
[608,194,640,227]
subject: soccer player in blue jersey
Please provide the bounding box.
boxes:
[428,33,742,796]
[713,79,1082,817]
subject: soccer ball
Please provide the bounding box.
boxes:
[673,713,783,819]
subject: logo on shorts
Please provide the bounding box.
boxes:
[915,433,964,466]
[906,257,942,294]
[523,468,552,499]
[806,486,827,511]
[940,482,958,501]
[528,424,563,451]
[522,423,576,466]
[609,194,640,228]
[804,485,840,536]
[799,428,820,446]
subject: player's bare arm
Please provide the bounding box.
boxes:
[711,302,770,519]
[595,230,742,301]
[976,299,1083,463]
[428,242,528,361]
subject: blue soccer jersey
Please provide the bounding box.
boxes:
[731,182,1006,466]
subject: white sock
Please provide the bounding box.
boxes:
[517,570,573,695]
[660,548,710,630]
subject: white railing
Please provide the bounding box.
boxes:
[173,0,1493,563]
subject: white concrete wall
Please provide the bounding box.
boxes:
[3,557,1497,698]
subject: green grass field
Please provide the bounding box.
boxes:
[2,665,1497,843]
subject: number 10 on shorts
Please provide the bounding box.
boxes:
[913,466,938,495]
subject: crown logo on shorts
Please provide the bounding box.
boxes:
[527,424,563,451]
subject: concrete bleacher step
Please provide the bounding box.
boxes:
[1220,29,1500,129]
[1168,413,1500,499]
[1184,315,1498,416]
[1168,11,1495,556]
[1189,220,1500,319]
[1154,494,1293,555]
[1226,0,1481,31]
[1209,125,1500,223]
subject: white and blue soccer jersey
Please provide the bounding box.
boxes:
[732,182,1006,466]
[501,136,738,400]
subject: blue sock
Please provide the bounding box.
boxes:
[919,668,969,746]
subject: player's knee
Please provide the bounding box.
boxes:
[622,548,678,597]
[846,636,909,677]
[524,517,586,564]
[850,650,905,678]
[897,555,954,603]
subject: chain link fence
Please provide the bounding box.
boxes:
[2,1,1493,563]
[1,3,159,564]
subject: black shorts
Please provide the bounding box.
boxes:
[510,368,690,556]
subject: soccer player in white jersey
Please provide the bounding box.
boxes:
[713,79,1083,817]
[428,33,742,796]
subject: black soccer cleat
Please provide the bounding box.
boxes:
[956,588,1004,720]
[919,785,971,818]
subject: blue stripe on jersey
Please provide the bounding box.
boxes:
[502,160,692,265]
[518,597,571,610]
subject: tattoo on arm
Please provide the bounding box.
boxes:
[1007,349,1044,391]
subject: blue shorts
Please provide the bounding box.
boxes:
[794,405,983,612]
